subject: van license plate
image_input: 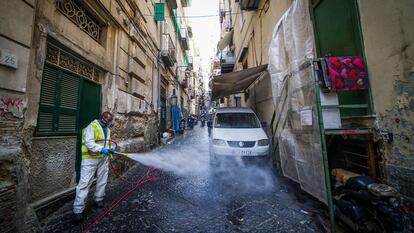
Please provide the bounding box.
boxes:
[240,150,252,156]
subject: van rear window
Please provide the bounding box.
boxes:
[214,113,260,128]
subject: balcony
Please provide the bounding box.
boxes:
[161,33,176,67]
[219,50,235,74]
[240,0,259,11]
[180,28,190,50]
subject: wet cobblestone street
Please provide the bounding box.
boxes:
[44,125,324,233]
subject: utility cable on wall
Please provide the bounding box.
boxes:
[141,10,266,19]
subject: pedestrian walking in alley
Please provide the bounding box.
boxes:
[72,112,114,222]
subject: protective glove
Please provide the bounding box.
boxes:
[100,148,110,156]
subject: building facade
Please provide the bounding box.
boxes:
[216,0,414,205]
[0,0,195,231]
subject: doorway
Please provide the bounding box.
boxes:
[75,79,101,182]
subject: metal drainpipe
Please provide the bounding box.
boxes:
[157,21,162,123]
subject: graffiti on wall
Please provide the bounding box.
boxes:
[0,97,24,118]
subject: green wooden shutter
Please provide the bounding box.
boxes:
[154,2,165,21]
[36,64,80,136]
[312,0,363,57]
[37,65,59,134]
[58,71,80,133]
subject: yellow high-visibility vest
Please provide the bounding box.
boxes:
[81,120,111,159]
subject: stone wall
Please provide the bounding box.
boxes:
[113,111,159,153]
[29,137,77,202]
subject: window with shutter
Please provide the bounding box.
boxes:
[35,64,81,136]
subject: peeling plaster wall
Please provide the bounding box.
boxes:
[0,0,36,231]
[359,0,414,202]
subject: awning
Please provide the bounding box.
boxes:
[211,64,268,100]
[217,30,233,51]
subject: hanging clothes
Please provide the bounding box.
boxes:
[321,56,369,92]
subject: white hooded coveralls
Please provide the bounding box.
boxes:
[73,121,109,214]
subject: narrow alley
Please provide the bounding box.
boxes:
[1,0,413,232]
[43,125,323,233]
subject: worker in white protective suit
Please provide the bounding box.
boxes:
[73,112,114,222]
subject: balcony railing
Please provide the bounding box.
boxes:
[219,50,235,74]
[161,33,176,67]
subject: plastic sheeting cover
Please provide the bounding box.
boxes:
[268,0,327,203]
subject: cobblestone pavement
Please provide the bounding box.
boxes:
[43,124,325,233]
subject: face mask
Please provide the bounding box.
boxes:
[107,121,113,128]
[100,115,113,127]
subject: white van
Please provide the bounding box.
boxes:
[209,107,270,165]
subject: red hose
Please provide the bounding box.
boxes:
[81,139,159,232]
[82,167,159,233]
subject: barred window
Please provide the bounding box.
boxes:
[56,0,103,42]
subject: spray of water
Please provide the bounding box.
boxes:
[125,128,276,193]
[127,147,210,176]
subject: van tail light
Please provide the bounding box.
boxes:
[402,207,410,215]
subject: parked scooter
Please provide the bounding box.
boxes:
[332,169,409,232]
[178,119,185,134]
[187,116,194,130]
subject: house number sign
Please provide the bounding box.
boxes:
[0,49,18,69]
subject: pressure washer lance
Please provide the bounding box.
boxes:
[109,149,129,157]
[99,139,129,157]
